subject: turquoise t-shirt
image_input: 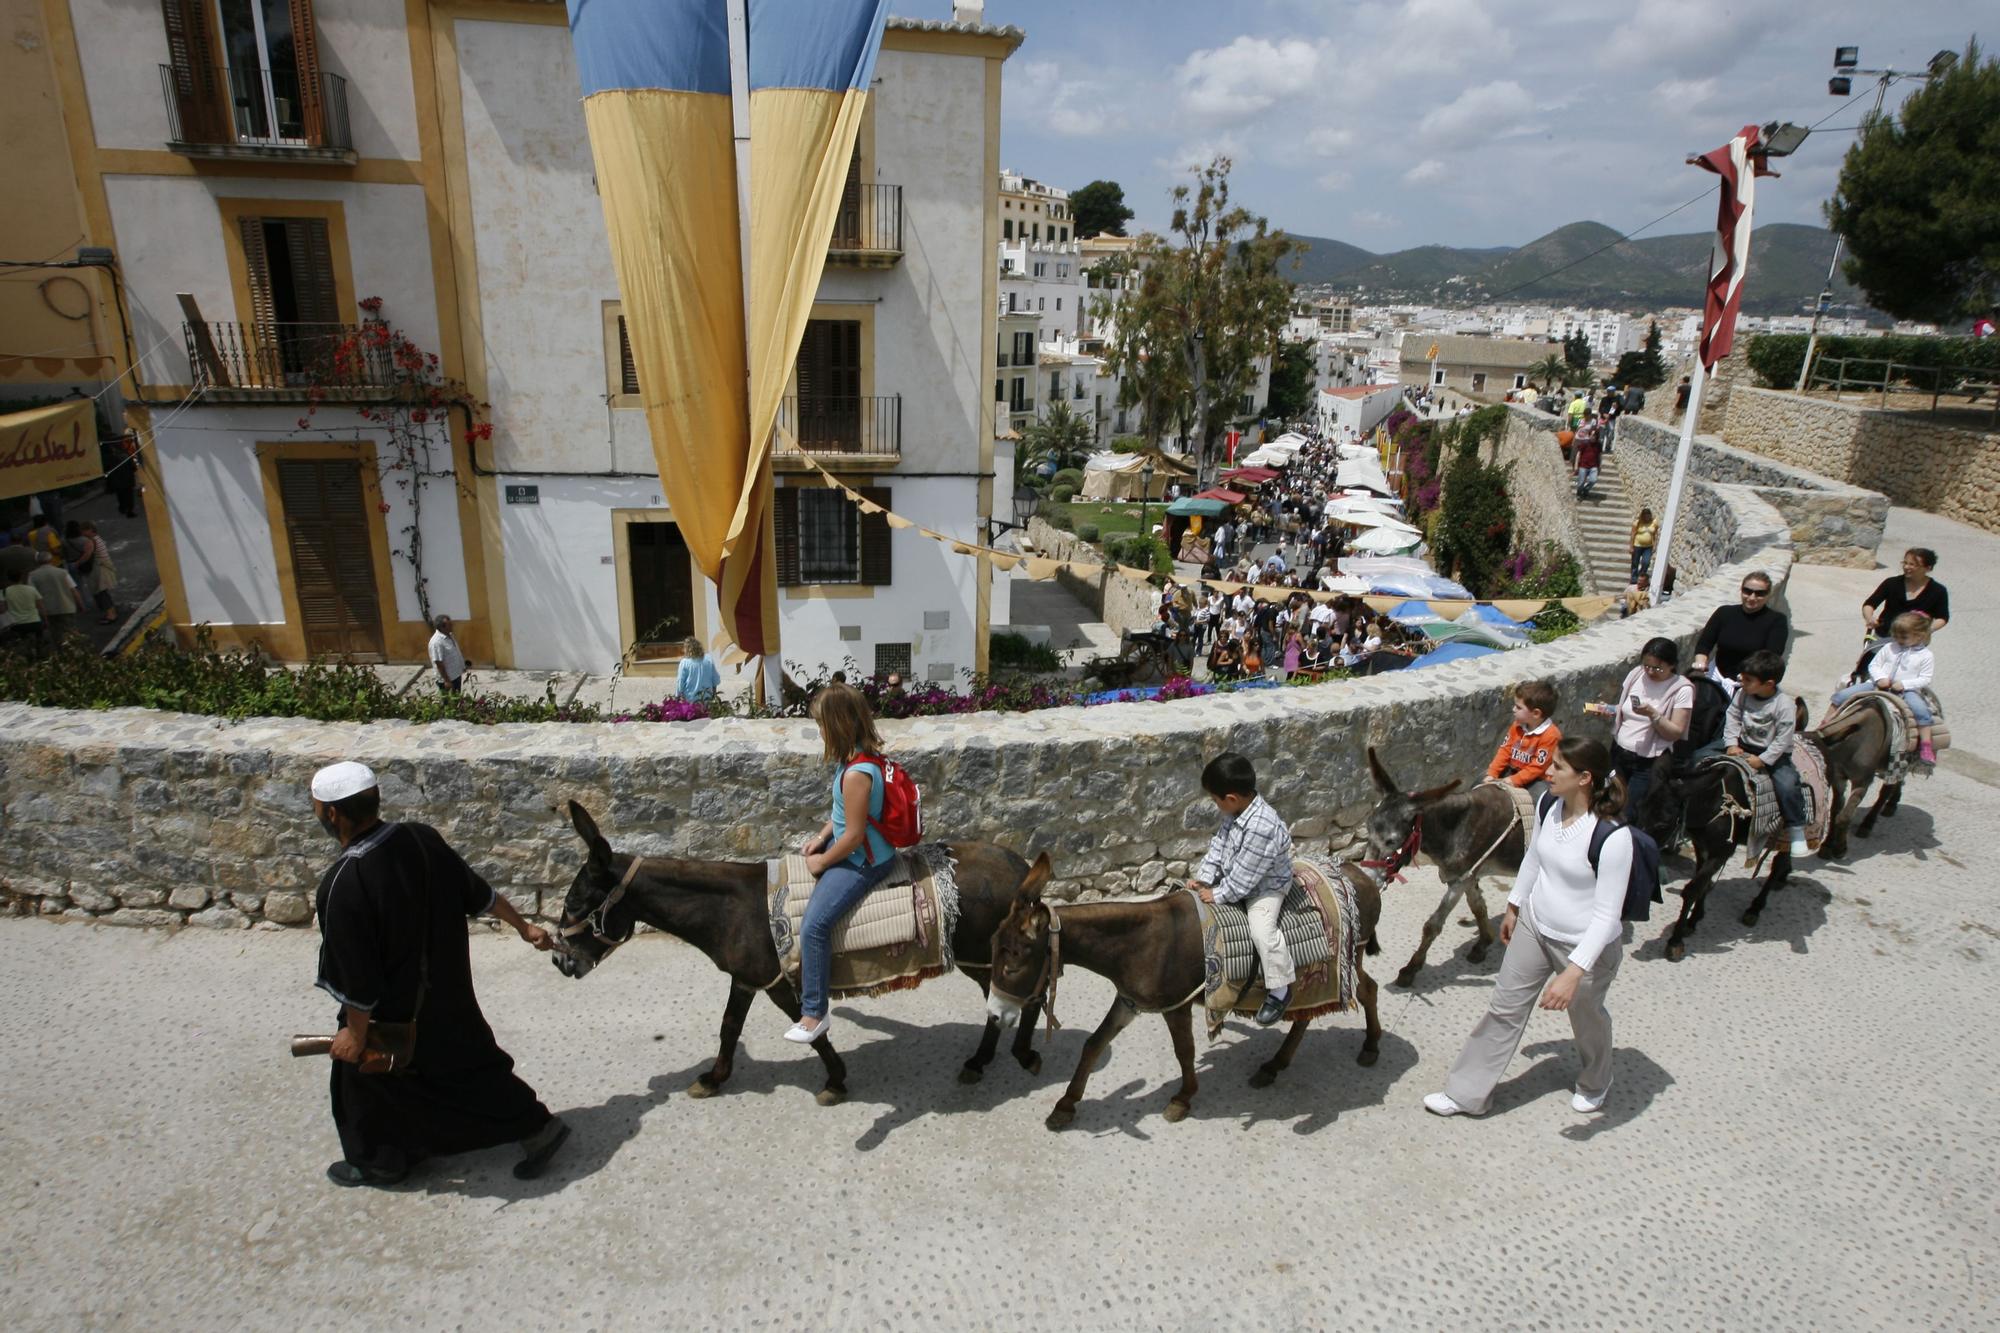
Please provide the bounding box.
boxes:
[830,759,893,868]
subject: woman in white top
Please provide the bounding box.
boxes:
[1596,636,1694,817]
[1425,736,1631,1118]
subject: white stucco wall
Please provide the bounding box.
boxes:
[103,174,435,386]
[72,0,418,160]
[153,402,469,629]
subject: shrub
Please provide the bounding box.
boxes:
[989,631,1064,673]
[1051,468,1085,491]
[1746,333,2000,391]
[1110,435,1146,454]
[1050,483,1078,505]
[1075,521,1101,543]
[1104,534,1172,575]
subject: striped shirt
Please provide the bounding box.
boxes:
[1196,795,1295,905]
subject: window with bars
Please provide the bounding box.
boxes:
[873,642,911,679]
[774,485,890,588]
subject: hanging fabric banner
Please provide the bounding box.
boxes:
[567,0,888,656]
[0,399,99,502]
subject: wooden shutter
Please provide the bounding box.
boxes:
[161,0,226,143]
[277,459,385,659]
[289,0,326,146]
[284,218,341,325]
[832,147,861,247]
[859,486,891,586]
[616,316,640,395]
[240,219,276,326]
[773,485,800,586]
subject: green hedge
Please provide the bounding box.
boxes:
[1075,521,1100,543]
[1039,504,1074,532]
[1747,334,2000,391]
[1048,483,1077,504]
[1051,468,1085,491]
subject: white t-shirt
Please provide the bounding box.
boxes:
[1612,666,1695,758]
[428,630,466,681]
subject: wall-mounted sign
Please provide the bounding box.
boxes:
[505,484,539,505]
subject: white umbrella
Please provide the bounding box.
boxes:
[1348,525,1424,554]
[1336,511,1423,534]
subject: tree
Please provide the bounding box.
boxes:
[1018,399,1095,477]
[1527,353,1568,392]
[1825,40,1999,325]
[1562,330,1593,371]
[1612,320,1669,389]
[1264,339,1317,420]
[1095,158,1298,476]
[1070,180,1135,238]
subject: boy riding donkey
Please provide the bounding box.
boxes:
[1190,754,1296,1026]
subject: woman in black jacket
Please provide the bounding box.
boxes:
[1690,570,1787,690]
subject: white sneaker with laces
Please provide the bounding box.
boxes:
[1422,1092,1470,1117]
[1788,832,1810,857]
[783,1015,832,1045]
[1572,1083,1610,1113]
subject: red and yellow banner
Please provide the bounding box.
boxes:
[0,399,98,501]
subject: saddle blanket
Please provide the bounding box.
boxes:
[1706,749,1831,865]
[1820,689,1948,786]
[1193,856,1361,1040]
[766,845,961,1000]
[1487,779,1540,848]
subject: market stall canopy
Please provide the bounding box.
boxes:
[1404,641,1503,671]
[1079,446,1195,500]
[1459,603,1532,633]
[1194,487,1245,504]
[1219,466,1279,484]
[1348,525,1424,554]
[1164,496,1230,517]
[1332,510,1422,534]
[1334,456,1393,494]
[0,400,99,502]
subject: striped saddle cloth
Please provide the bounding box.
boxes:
[1193,857,1361,1039]
[766,846,958,1000]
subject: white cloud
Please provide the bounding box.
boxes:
[1653,77,1720,107]
[1156,133,1247,175]
[1350,209,1397,230]
[1306,126,1355,155]
[1006,59,1130,139]
[1416,80,1537,146]
[1316,169,1352,192]
[1403,158,1448,185]
[1175,36,1327,125]
[1603,1,1784,76]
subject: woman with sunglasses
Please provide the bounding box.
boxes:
[1689,571,1788,695]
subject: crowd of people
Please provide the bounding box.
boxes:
[1155,581,1426,681]
[0,514,121,657]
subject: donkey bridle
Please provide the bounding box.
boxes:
[989,905,1065,1036]
[557,856,647,960]
[1362,809,1423,883]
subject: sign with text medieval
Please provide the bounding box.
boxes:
[0,400,99,501]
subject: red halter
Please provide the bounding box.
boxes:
[1361,806,1422,884]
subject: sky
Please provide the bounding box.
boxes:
[972,0,1977,254]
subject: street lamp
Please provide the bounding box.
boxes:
[985,482,1041,546]
[1138,458,1155,555]
[1799,47,1956,390]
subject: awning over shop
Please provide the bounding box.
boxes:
[1165,496,1230,517]
[1194,487,1244,504]
[0,400,99,502]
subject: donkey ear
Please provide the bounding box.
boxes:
[1366,746,1397,794]
[1016,852,1051,904]
[568,800,611,863]
[1411,778,1463,802]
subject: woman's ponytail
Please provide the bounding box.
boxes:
[1557,735,1625,819]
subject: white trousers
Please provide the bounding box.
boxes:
[1246,892,1297,989]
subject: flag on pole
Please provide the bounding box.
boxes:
[567,0,889,657]
[1691,125,1776,370]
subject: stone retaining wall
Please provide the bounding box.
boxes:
[1609,411,1886,570]
[1722,385,2000,535]
[1025,516,1157,638]
[2,479,1795,929]
[1483,406,1586,568]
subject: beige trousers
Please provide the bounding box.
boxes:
[1246,891,1297,990]
[1442,905,1620,1114]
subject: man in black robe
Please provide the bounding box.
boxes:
[309,761,568,1188]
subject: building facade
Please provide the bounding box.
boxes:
[38,0,1020,682]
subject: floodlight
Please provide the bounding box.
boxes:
[1833,46,1859,69]
[1759,122,1811,157]
[1928,49,1958,76]
[1828,75,1852,96]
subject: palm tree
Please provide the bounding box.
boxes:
[1020,400,1095,476]
[1527,354,1568,393]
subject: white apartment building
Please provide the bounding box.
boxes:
[51,0,1021,682]
[1547,309,1642,363]
[999,237,1085,343]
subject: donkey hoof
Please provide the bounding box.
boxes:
[1854,822,1874,840]
[1741,909,1760,927]
[957,1064,985,1085]
[1045,1105,1076,1131]
[687,1076,721,1099]
[1249,1065,1278,1089]
[816,1085,848,1107]
[1356,1044,1380,1068]
[1666,942,1686,963]
[1467,943,1490,964]
[1016,1050,1043,1075]
[1162,1100,1191,1124]
[1393,967,1419,989]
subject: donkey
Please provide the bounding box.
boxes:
[1363,747,1524,987]
[552,801,1049,1106]
[1807,705,1899,856]
[1633,754,1792,962]
[984,866,1383,1131]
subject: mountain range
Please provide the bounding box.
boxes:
[1280,220,1872,317]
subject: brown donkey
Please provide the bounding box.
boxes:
[984,864,1383,1131]
[552,802,1048,1105]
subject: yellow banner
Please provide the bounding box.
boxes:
[0,400,98,502]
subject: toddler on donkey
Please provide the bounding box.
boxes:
[1189,753,1297,1026]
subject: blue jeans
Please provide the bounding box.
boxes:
[1694,740,1806,827]
[1630,545,1653,582]
[1831,681,1932,724]
[798,855,897,1019]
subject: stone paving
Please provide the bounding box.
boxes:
[1,507,1995,1328]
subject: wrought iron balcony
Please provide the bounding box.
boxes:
[160,64,355,162]
[776,394,901,458]
[184,321,393,396]
[826,184,903,264]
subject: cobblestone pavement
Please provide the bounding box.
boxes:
[1,508,1994,1329]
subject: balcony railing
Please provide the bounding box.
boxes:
[185,321,393,393]
[777,394,901,457]
[1008,398,1036,416]
[827,184,902,259]
[160,64,354,160]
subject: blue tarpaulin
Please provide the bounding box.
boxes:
[1404,641,1503,671]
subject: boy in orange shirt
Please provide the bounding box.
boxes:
[1486,680,1561,796]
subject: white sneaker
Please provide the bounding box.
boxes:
[1572,1083,1610,1113]
[783,1015,832,1045]
[1422,1092,1471,1117]
[1788,832,1810,857]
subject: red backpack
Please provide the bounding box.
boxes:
[845,753,923,862]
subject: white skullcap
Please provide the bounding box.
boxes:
[311,761,378,802]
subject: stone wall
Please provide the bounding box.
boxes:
[1026,515,1157,638]
[1482,406,1586,568]
[1722,386,2000,535]
[1612,411,1886,570]
[2,482,1795,929]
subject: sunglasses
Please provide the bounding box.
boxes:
[1740,587,1770,597]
